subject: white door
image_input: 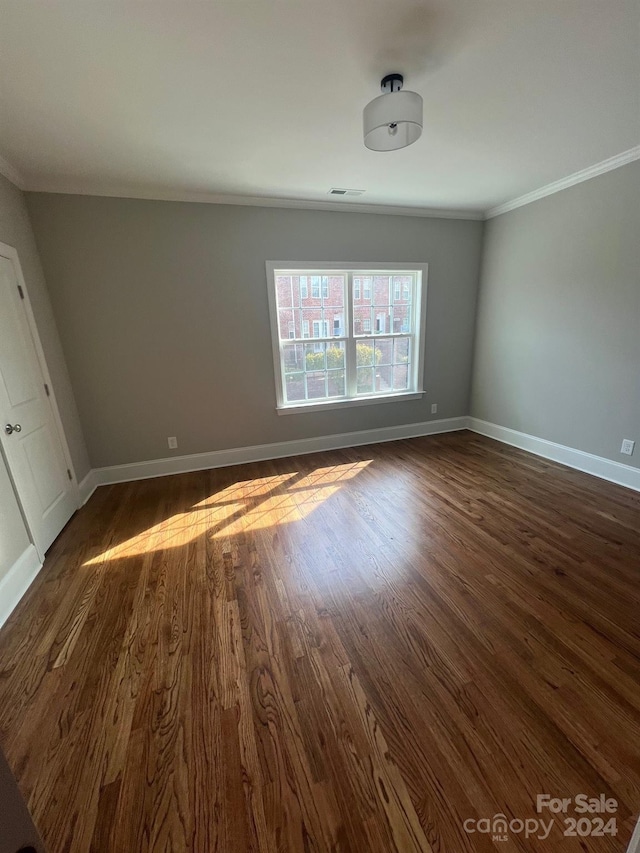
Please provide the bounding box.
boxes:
[0,253,77,557]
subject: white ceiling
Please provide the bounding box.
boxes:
[1,0,639,216]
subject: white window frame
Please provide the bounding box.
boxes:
[266,261,428,415]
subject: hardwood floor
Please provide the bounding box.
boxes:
[1,431,639,852]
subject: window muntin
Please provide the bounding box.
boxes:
[268,264,426,410]
[281,341,347,403]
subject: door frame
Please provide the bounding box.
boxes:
[0,240,79,554]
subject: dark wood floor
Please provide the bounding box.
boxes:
[1,431,639,852]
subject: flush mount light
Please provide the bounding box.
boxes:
[363,73,423,151]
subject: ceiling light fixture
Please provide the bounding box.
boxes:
[363,73,423,152]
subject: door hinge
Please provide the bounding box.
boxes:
[17,284,24,300]
[67,469,73,481]
[44,383,50,397]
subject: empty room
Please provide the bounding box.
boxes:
[0,1,639,851]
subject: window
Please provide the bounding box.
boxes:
[300,276,308,299]
[309,276,330,299]
[312,319,330,338]
[267,263,427,413]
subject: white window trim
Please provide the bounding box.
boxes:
[266,261,428,414]
[275,390,425,415]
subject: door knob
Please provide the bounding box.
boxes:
[4,423,22,435]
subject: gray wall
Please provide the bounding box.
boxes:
[471,160,640,469]
[26,194,483,468]
[0,174,89,581]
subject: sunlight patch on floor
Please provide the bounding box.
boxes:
[83,460,371,564]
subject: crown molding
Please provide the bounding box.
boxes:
[26,181,484,221]
[21,144,640,220]
[485,145,640,219]
[0,152,26,189]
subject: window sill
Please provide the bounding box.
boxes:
[276,390,425,416]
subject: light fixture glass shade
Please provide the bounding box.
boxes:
[363,90,423,151]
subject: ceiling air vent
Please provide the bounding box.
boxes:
[328,188,365,196]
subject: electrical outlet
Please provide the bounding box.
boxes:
[431,403,438,414]
[168,436,178,450]
[620,439,635,456]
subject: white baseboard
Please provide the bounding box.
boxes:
[469,418,640,492]
[77,415,640,497]
[627,818,640,853]
[77,469,98,505]
[0,544,43,630]
[91,417,469,487]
